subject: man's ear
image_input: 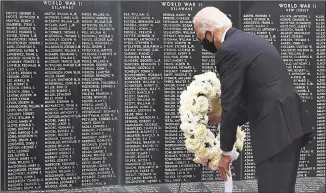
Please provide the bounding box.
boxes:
[205,31,214,42]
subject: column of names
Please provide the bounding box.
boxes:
[5,11,43,191]
[44,11,81,188]
[162,2,200,182]
[81,12,118,186]
[123,10,162,184]
[278,4,316,177]
[315,12,326,177]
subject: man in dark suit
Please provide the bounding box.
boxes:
[192,7,314,192]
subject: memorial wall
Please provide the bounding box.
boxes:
[0,1,325,192]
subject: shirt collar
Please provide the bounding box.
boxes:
[221,27,231,43]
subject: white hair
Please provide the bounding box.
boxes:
[193,7,232,33]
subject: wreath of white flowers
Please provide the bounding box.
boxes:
[179,72,246,171]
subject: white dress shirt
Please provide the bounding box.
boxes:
[221,27,231,43]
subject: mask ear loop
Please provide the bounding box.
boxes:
[205,29,215,43]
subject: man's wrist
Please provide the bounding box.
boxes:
[222,149,239,161]
[222,151,233,157]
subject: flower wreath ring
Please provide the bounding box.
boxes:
[179,72,246,171]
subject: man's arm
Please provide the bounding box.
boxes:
[236,103,248,126]
[216,49,247,153]
[222,104,248,158]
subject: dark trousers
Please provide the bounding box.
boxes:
[256,138,303,193]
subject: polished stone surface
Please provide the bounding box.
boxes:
[2,177,325,193]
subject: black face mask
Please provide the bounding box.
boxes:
[201,32,217,53]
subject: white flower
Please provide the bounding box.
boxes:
[191,115,203,123]
[198,81,215,98]
[187,82,204,96]
[212,81,221,94]
[191,96,209,113]
[193,73,220,99]
[236,126,246,140]
[180,110,192,122]
[194,73,209,83]
[214,135,220,146]
[208,157,221,171]
[180,95,196,112]
[193,73,205,81]
[207,129,215,138]
[203,71,216,78]
[204,136,215,147]
[180,111,201,123]
[180,122,196,134]
[210,144,222,159]
[235,139,244,151]
[180,90,193,100]
[179,72,245,171]
[194,145,210,160]
[194,124,208,141]
[185,138,201,153]
[235,126,246,151]
[184,132,193,139]
[198,114,208,124]
[195,136,217,160]
[180,91,197,105]
[205,85,216,99]
[205,72,220,88]
[193,157,209,165]
[194,72,220,87]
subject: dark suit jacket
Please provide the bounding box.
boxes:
[216,27,315,165]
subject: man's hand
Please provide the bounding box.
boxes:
[207,111,221,125]
[218,155,232,181]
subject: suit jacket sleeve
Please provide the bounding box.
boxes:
[217,49,247,152]
[236,103,248,126]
